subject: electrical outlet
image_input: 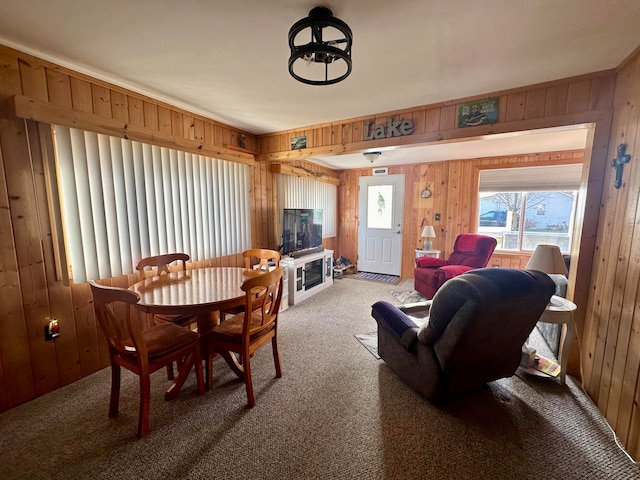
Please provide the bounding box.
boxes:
[44,318,60,341]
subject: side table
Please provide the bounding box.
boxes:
[536,295,576,385]
[415,249,441,259]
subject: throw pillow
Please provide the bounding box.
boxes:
[416,256,447,268]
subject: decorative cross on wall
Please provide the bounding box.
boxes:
[612,143,631,189]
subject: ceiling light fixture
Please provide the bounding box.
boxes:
[363,151,381,163]
[288,6,353,86]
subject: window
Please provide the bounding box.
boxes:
[478,165,582,253]
[276,174,337,238]
[51,125,251,283]
[367,184,393,229]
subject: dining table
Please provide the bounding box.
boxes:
[129,266,262,395]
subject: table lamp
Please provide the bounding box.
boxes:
[526,244,568,276]
[421,225,436,250]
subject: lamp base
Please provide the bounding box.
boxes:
[423,239,432,251]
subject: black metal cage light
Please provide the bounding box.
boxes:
[288,7,353,86]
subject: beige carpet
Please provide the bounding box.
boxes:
[1,277,638,479]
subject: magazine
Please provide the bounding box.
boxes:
[532,355,561,377]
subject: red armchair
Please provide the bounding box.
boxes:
[414,234,497,299]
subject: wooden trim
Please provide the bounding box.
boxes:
[3,95,255,166]
[259,111,610,162]
[271,163,340,185]
[224,144,258,155]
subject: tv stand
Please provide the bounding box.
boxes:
[281,249,333,305]
[289,246,325,258]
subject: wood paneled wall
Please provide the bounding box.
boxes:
[0,45,268,412]
[335,151,584,278]
[582,49,640,458]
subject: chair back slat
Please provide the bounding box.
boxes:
[136,253,189,280]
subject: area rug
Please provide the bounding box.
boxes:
[390,288,427,304]
[355,332,380,359]
[354,271,401,284]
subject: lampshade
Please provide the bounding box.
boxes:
[421,226,436,238]
[421,225,436,250]
[363,151,381,163]
[526,244,568,276]
[288,7,353,86]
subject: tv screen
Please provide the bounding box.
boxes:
[282,209,323,255]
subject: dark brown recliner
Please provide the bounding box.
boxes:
[372,268,555,401]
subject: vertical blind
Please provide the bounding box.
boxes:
[52,125,251,283]
[276,174,337,237]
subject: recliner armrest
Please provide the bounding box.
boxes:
[438,264,474,279]
[398,300,432,315]
[371,301,420,351]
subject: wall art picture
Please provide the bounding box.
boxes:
[457,98,499,128]
[291,136,307,150]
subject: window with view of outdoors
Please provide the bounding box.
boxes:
[478,191,577,253]
[477,164,583,254]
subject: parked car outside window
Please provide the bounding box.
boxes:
[479,210,507,227]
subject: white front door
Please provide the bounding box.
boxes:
[357,174,404,275]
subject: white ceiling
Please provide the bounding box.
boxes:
[1,0,639,168]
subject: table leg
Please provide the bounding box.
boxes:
[557,314,574,385]
[165,352,194,400]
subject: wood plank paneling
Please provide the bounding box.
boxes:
[128,96,144,127]
[581,51,640,457]
[0,49,21,98]
[69,77,92,113]
[18,59,48,102]
[525,88,547,119]
[0,119,36,407]
[110,90,128,123]
[143,101,159,130]
[567,79,592,114]
[45,69,72,108]
[28,121,81,386]
[1,119,58,396]
[91,84,111,118]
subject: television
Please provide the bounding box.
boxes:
[282,208,323,255]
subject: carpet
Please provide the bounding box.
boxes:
[354,271,401,284]
[2,277,639,480]
[390,288,427,304]
[355,332,380,359]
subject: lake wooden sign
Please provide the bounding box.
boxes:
[363,118,414,140]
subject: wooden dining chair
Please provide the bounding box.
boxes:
[90,281,205,438]
[136,252,189,281]
[135,252,194,327]
[242,248,281,271]
[220,249,281,321]
[136,253,195,379]
[206,267,284,407]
